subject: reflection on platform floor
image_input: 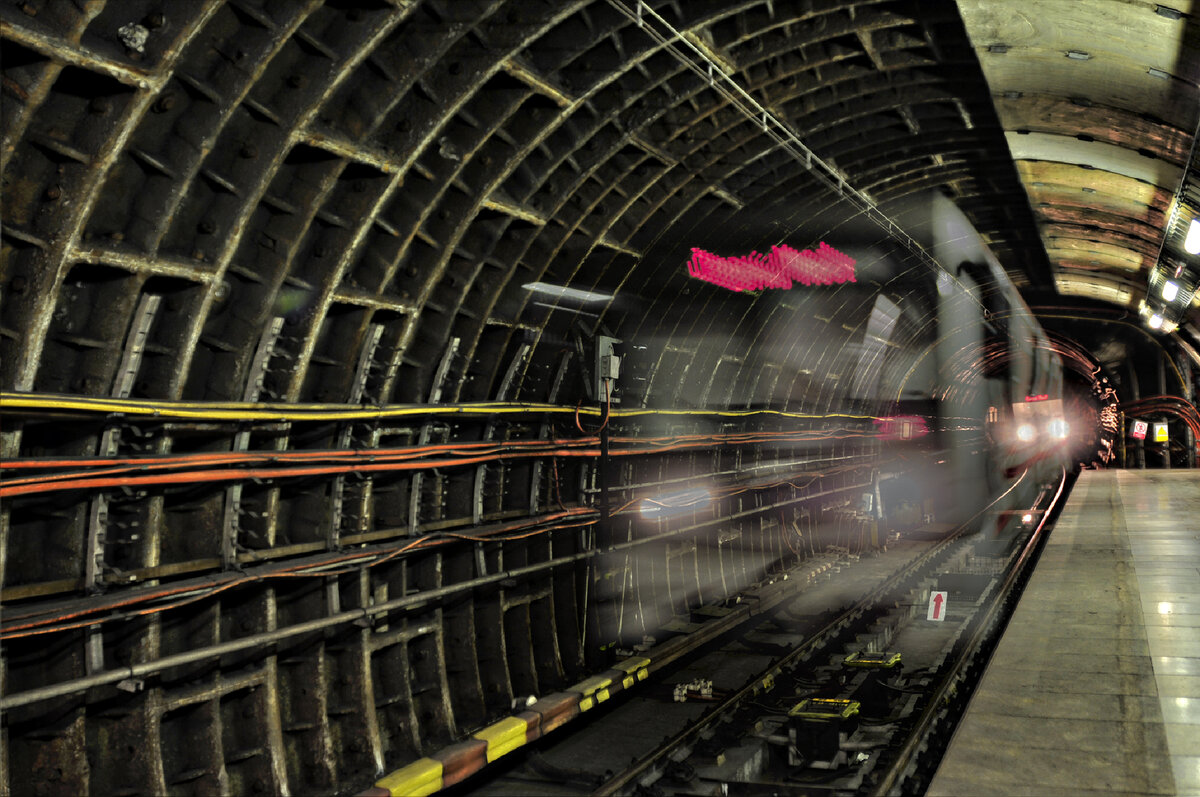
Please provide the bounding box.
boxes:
[929,470,1200,796]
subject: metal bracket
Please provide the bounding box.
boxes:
[221,318,284,568]
[330,323,385,548]
[82,294,161,675]
[473,342,530,525]
[116,678,145,693]
[530,350,573,515]
[409,338,460,536]
[85,294,161,594]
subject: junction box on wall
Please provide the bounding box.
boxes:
[596,335,621,403]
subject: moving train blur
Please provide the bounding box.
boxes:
[1,1,1198,795]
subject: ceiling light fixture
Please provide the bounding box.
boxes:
[1186,218,1200,255]
[1066,50,1092,60]
[1163,280,1179,301]
[522,282,613,304]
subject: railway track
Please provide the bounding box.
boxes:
[450,469,1070,797]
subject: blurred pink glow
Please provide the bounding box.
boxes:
[687,242,856,292]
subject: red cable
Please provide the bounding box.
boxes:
[2,431,881,498]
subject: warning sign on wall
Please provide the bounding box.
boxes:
[1154,422,1169,443]
[1131,420,1148,440]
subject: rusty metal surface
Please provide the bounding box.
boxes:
[957,0,1200,314]
[993,94,1193,167]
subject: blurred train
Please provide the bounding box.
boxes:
[877,191,1071,534]
[622,188,1075,541]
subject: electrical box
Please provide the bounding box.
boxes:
[843,651,901,669]
[788,698,860,768]
[595,335,621,403]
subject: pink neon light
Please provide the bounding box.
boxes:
[687,243,856,292]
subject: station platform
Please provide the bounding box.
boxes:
[929,470,1200,796]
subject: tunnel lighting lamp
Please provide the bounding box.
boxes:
[1162,280,1179,302]
[1186,219,1200,255]
[1021,513,1034,524]
[1149,313,1164,330]
[1016,423,1036,442]
[521,282,612,304]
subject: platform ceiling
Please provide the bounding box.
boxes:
[957,0,1198,312]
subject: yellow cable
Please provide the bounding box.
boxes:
[0,391,882,423]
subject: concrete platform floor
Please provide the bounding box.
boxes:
[929,470,1200,796]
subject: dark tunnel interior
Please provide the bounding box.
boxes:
[1,1,1198,794]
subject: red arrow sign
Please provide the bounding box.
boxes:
[927,591,947,622]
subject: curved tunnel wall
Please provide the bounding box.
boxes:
[0,1,1096,794]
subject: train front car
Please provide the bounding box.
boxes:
[898,192,1070,536]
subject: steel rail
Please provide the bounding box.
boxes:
[866,467,1069,796]
[591,470,1030,796]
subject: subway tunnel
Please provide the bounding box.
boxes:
[1,1,1199,794]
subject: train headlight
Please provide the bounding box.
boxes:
[1048,419,1069,439]
[1016,423,1036,442]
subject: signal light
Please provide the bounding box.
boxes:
[1016,423,1036,442]
[1048,419,1069,439]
